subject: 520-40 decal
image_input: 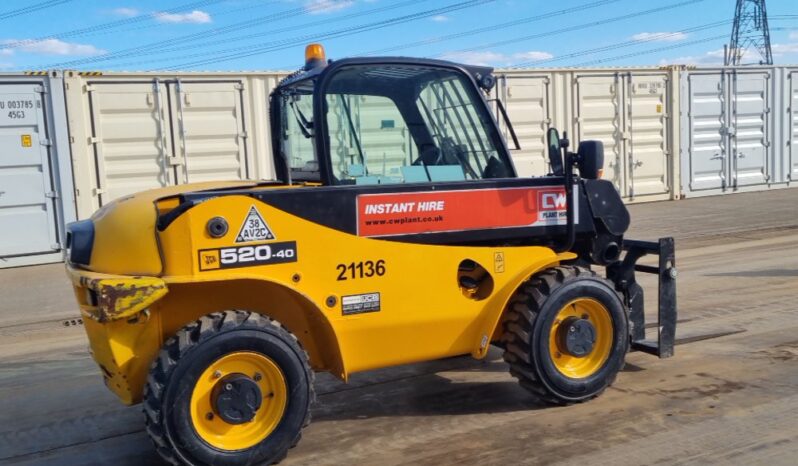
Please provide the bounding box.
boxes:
[199,241,297,271]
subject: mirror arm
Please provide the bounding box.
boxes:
[494,99,520,150]
[554,135,577,253]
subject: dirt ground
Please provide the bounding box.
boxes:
[0,188,797,465]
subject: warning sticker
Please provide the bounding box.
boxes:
[236,205,275,243]
[357,186,576,237]
[341,292,381,315]
[21,135,32,147]
[494,251,505,273]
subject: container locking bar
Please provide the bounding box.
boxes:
[607,237,677,358]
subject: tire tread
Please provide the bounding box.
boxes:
[501,266,622,406]
[143,310,314,466]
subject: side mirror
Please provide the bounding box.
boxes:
[547,128,564,176]
[577,140,604,179]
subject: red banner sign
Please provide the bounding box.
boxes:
[356,186,573,237]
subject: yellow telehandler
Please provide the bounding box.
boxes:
[65,45,676,465]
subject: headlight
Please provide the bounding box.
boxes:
[66,220,94,266]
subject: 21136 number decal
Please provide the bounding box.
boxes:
[336,260,386,281]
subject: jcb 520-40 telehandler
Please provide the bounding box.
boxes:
[65,44,677,466]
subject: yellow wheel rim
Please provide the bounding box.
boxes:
[548,298,613,379]
[190,351,287,451]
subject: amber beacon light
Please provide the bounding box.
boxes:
[304,43,326,70]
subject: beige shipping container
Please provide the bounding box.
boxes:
[496,67,681,202]
[64,67,681,220]
[64,71,287,219]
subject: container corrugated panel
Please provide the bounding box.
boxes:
[784,68,798,185]
[173,80,248,183]
[0,72,75,268]
[497,74,551,177]
[498,67,678,202]
[679,67,789,198]
[325,94,411,180]
[64,71,287,219]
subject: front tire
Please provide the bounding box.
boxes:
[501,266,628,405]
[144,311,314,466]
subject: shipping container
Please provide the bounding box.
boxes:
[678,66,798,197]
[0,72,75,268]
[63,71,287,219]
[9,65,798,269]
[780,67,798,186]
[497,67,680,202]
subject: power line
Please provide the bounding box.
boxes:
[2,0,225,49]
[153,0,498,70]
[75,0,294,39]
[89,0,432,69]
[437,0,707,58]
[572,26,792,66]
[0,0,73,21]
[358,0,623,56]
[43,3,312,68]
[507,15,797,68]
[510,20,732,67]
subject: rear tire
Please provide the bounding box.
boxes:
[501,266,628,405]
[144,310,314,466]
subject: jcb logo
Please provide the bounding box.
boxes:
[540,191,567,210]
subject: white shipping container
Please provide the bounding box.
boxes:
[498,67,680,202]
[679,66,791,198]
[64,71,287,219]
[0,72,75,268]
[782,67,798,185]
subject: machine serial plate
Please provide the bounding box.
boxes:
[341,292,381,315]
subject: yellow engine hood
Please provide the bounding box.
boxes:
[87,181,264,276]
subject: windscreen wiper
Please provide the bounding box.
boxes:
[288,97,313,139]
[338,95,365,166]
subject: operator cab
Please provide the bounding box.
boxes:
[271,44,515,186]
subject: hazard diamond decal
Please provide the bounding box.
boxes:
[235,206,275,243]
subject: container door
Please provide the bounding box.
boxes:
[730,71,771,187]
[790,71,798,182]
[88,81,174,205]
[0,83,59,257]
[353,94,412,179]
[686,72,727,192]
[170,80,249,183]
[575,74,624,194]
[626,73,671,198]
[501,75,550,177]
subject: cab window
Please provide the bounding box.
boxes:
[323,64,512,185]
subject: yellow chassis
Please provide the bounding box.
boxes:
[69,194,575,405]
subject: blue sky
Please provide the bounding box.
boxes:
[0,0,796,71]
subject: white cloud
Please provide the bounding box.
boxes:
[112,7,139,17]
[772,42,798,55]
[154,10,212,24]
[0,62,14,70]
[790,31,798,41]
[513,51,554,62]
[431,15,449,22]
[440,50,553,66]
[440,51,508,66]
[658,47,767,66]
[632,32,688,43]
[0,48,13,56]
[1,39,105,56]
[305,0,355,14]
